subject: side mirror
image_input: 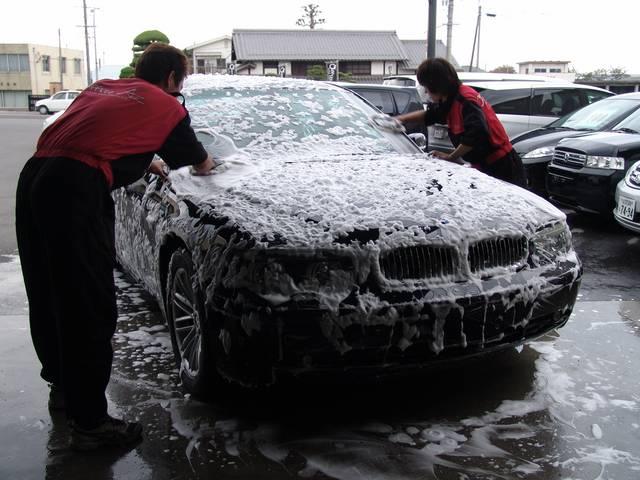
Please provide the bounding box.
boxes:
[408,133,427,150]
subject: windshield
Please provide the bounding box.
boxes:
[551,98,640,131]
[185,83,415,159]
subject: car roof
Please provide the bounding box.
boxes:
[606,91,640,100]
[383,73,563,83]
[332,82,416,91]
[466,80,611,92]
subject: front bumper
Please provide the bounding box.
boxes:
[209,260,582,386]
[547,164,623,215]
[522,156,552,198]
[614,180,640,233]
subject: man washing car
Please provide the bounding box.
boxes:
[15,43,216,451]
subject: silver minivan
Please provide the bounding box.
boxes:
[428,81,613,153]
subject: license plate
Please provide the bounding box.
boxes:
[617,195,636,221]
[433,126,445,139]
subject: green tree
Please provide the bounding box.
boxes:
[296,4,326,29]
[490,64,516,74]
[119,29,171,78]
[306,64,326,80]
[577,67,627,81]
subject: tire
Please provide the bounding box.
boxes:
[166,248,218,396]
[38,105,49,115]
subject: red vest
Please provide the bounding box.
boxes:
[447,84,511,164]
[35,79,186,187]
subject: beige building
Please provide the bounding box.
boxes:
[0,43,86,109]
[518,60,575,82]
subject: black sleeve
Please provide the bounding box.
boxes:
[156,113,208,170]
[423,101,447,126]
[459,100,490,146]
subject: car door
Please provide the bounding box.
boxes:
[48,92,68,112]
[482,88,533,138]
[65,91,80,108]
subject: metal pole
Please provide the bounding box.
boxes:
[82,0,92,85]
[446,0,454,62]
[58,28,63,89]
[427,0,437,58]
[469,6,480,72]
[92,9,99,81]
[476,5,482,70]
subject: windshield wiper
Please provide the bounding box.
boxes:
[544,125,574,131]
[614,127,639,134]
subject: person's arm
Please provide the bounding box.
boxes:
[395,109,427,125]
[431,144,472,164]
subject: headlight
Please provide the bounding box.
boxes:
[626,161,640,188]
[585,155,625,170]
[531,223,571,266]
[523,146,555,159]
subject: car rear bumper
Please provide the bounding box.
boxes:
[614,181,640,232]
[547,164,623,215]
[207,260,582,386]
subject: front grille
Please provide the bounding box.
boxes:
[468,236,528,273]
[380,245,457,280]
[552,149,586,168]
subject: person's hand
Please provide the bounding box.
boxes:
[190,154,219,176]
[369,113,406,133]
[147,158,169,179]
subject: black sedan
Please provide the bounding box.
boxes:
[513,92,640,197]
[113,75,582,392]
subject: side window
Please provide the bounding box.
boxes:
[392,91,412,113]
[532,88,582,117]
[354,89,395,115]
[67,92,79,99]
[482,88,531,115]
[52,92,66,100]
[583,90,611,105]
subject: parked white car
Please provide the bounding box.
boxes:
[34,90,81,114]
[428,81,613,153]
[382,72,564,87]
[614,160,640,233]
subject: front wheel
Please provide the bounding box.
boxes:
[38,105,49,115]
[166,248,218,396]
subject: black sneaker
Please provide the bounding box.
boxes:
[48,384,65,412]
[70,416,143,451]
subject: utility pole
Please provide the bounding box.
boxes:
[469,5,480,72]
[58,28,63,90]
[427,0,437,58]
[82,0,92,85]
[91,8,99,81]
[446,0,454,62]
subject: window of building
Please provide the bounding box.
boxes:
[549,68,561,73]
[19,54,29,72]
[340,61,371,75]
[0,54,30,72]
[60,57,67,74]
[42,55,50,72]
[263,61,279,76]
[8,54,20,72]
[74,58,81,74]
[534,68,547,73]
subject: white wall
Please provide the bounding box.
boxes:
[371,61,385,76]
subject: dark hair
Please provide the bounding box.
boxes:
[416,57,461,97]
[135,43,188,87]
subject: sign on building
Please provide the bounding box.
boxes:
[326,62,338,81]
[227,63,236,75]
[278,65,286,78]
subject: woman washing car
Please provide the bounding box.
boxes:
[395,58,526,186]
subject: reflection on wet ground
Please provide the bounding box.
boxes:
[1,259,639,479]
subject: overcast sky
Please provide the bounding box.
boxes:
[5,0,638,74]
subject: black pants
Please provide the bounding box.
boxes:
[482,149,526,187]
[15,156,117,429]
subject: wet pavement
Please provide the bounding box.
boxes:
[1,255,639,480]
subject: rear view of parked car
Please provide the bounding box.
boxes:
[513,93,640,197]
[429,82,613,154]
[547,109,640,215]
[34,90,81,114]
[614,160,640,232]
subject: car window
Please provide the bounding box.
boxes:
[532,88,582,117]
[187,86,416,158]
[383,78,415,87]
[392,91,412,114]
[67,92,79,99]
[52,92,66,100]
[612,106,640,132]
[481,88,531,115]
[352,89,395,115]
[556,98,640,131]
[582,90,611,105]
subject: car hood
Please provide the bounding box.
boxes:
[169,153,564,248]
[557,131,640,156]
[513,129,594,156]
